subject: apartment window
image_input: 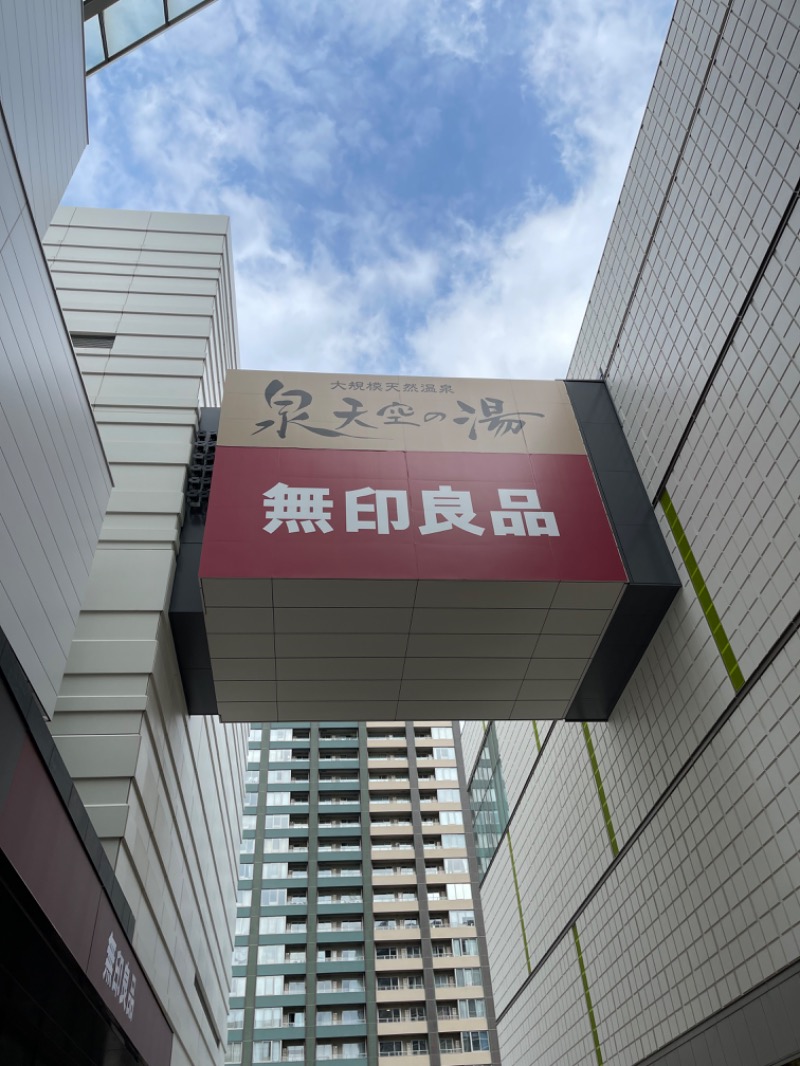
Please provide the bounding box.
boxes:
[245,771,260,785]
[264,814,289,829]
[250,727,263,741]
[283,1045,305,1062]
[432,747,455,760]
[264,838,289,853]
[377,977,399,991]
[266,792,290,806]
[435,767,458,780]
[379,1041,402,1057]
[454,938,479,956]
[455,968,482,987]
[228,1008,244,1030]
[270,728,293,740]
[444,858,469,873]
[244,793,258,808]
[284,1011,305,1028]
[240,839,256,855]
[285,979,306,992]
[225,1044,243,1064]
[254,1007,281,1028]
[229,977,247,997]
[257,945,285,965]
[447,883,472,900]
[268,769,290,784]
[463,1032,490,1052]
[269,748,291,762]
[242,816,257,830]
[458,999,486,1018]
[441,834,466,849]
[450,909,475,926]
[439,810,463,825]
[255,976,284,996]
[236,890,252,908]
[262,862,289,879]
[239,864,254,879]
[252,1040,281,1062]
[231,945,248,966]
[259,915,286,935]
[437,789,460,802]
[235,917,250,936]
[260,889,287,906]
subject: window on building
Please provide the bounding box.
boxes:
[432,727,453,740]
[442,834,466,849]
[264,837,289,853]
[463,1032,490,1052]
[228,1008,244,1030]
[458,999,486,1018]
[235,917,250,936]
[262,862,289,879]
[266,792,290,806]
[435,767,458,780]
[252,1040,281,1062]
[455,968,483,987]
[242,815,257,830]
[254,1007,282,1029]
[437,789,460,802]
[446,883,472,900]
[468,723,510,875]
[444,857,469,873]
[257,945,285,965]
[259,915,286,935]
[260,889,287,906]
[255,976,284,996]
[225,1043,243,1064]
[439,810,463,825]
[450,909,475,926]
[231,946,248,967]
[229,977,247,997]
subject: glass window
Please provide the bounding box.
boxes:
[264,814,289,829]
[379,1040,402,1056]
[463,1031,490,1052]
[252,1040,282,1062]
[235,917,250,936]
[435,767,458,780]
[454,938,479,956]
[225,1043,243,1065]
[270,728,292,741]
[432,727,453,740]
[264,837,289,853]
[228,1008,244,1030]
[269,748,291,762]
[258,944,285,965]
[433,747,455,760]
[245,771,260,785]
[439,810,463,825]
[262,862,288,879]
[255,976,284,996]
[444,857,469,873]
[468,723,510,875]
[455,968,482,987]
[240,839,256,855]
[254,1007,282,1028]
[447,883,472,900]
[266,792,290,806]
[441,834,466,849]
[259,915,286,935]
[260,888,287,906]
[243,792,258,808]
[317,1045,333,1060]
[229,977,247,997]
[458,999,486,1018]
[268,769,290,784]
[437,789,460,802]
[239,863,254,879]
[231,945,248,966]
[450,909,475,926]
[236,889,252,908]
[242,815,257,830]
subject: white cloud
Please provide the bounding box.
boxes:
[66,0,675,382]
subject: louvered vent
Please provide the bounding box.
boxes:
[186,430,217,516]
[70,333,115,349]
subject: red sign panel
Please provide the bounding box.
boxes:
[200,447,625,583]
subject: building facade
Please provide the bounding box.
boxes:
[227,721,499,1066]
[0,2,248,1060]
[462,1,800,1064]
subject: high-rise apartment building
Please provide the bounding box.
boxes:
[462,2,800,1065]
[227,722,499,1066]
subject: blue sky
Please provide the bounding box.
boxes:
[66,0,675,379]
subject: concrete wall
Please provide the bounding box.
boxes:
[0,0,111,717]
[473,1,800,1064]
[44,208,246,1066]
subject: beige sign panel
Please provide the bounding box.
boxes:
[219,370,587,455]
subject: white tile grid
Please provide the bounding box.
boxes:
[576,631,800,1066]
[496,720,541,810]
[570,0,724,381]
[461,720,486,781]
[512,723,611,967]
[480,722,610,1016]
[480,839,528,1014]
[586,517,733,849]
[665,202,800,681]
[571,0,800,497]
[496,933,595,1066]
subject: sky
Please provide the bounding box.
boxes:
[66,0,676,380]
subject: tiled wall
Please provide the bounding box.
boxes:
[0,3,111,716]
[471,0,800,1062]
[44,209,246,1066]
